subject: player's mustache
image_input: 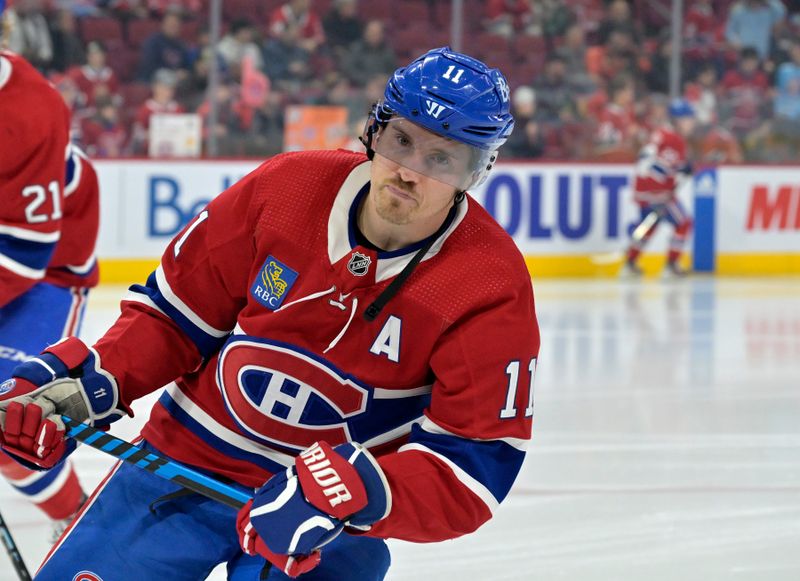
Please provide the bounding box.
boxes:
[383,178,417,197]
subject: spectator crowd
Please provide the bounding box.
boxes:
[4,0,800,163]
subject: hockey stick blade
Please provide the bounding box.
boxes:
[61,415,251,510]
[591,211,661,265]
[0,508,32,581]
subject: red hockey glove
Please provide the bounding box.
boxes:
[236,499,322,578]
[0,337,125,469]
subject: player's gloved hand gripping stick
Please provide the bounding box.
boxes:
[0,337,125,470]
[0,337,247,506]
[60,415,250,509]
[59,418,322,578]
[0,337,320,577]
[236,440,391,576]
[0,337,390,578]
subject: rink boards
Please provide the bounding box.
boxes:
[92,159,800,283]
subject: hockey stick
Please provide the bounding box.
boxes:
[0,507,32,581]
[61,415,251,510]
[590,209,661,265]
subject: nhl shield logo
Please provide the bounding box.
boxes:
[347,252,371,277]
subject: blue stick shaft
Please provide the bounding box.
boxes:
[62,415,251,509]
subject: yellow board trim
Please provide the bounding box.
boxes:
[716,253,800,275]
[523,254,692,278]
[99,253,800,284]
[99,259,160,285]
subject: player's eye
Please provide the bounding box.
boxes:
[393,132,411,148]
[427,152,451,167]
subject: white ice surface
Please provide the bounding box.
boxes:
[2,277,799,580]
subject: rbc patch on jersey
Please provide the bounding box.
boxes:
[250,256,298,310]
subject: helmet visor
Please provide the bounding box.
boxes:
[370,117,492,190]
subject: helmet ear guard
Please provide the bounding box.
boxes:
[359,103,391,160]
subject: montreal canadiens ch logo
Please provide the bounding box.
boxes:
[73,572,104,581]
[347,252,371,277]
[218,338,369,450]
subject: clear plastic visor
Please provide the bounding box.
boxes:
[370,117,489,190]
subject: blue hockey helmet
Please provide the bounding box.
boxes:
[668,98,695,118]
[364,47,514,190]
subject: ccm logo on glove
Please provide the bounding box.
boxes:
[296,441,367,519]
[0,379,15,396]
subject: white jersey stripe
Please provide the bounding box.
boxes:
[0,224,61,243]
[155,264,230,337]
[419,416,530,452]
[123,289,168,317]
[65,254,96,275]
[372,384,432,399]
[0,251,46,280]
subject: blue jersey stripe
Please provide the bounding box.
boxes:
[129,272,227,358]
[0,233,56,271]
[408,423,525,504]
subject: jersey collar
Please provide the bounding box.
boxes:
[327,161,468,283]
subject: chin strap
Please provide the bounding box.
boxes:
[364,202,460,322]
[359,110,382,161]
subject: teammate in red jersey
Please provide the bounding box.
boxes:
[621,98,697,278]
[0,45,100,540]
[0,47,539,580]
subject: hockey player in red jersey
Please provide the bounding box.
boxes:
[0,41,100,541]
[0,47,539,580]
[621,98,697,278]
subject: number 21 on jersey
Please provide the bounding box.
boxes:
[22,180,62,223]
[500,358,536,420]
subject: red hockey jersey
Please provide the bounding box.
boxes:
[0,53,98,307]
[633,125,690,205]
[0,51,71,306]
[47,144,101,289]
[95,149,540,543]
